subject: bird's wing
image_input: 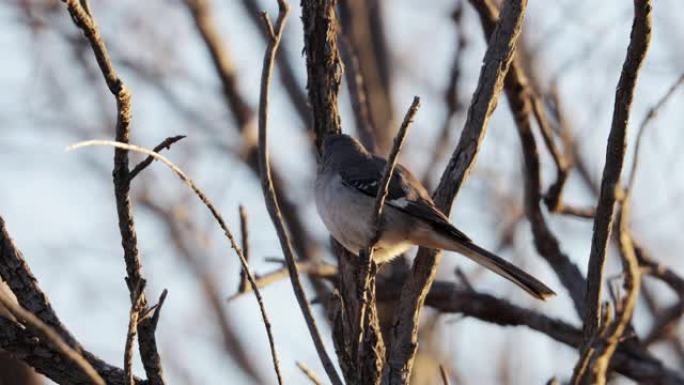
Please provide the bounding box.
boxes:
[338,156,471,243]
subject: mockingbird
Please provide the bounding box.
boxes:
[315,133,555,300]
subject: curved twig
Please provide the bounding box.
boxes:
[67,139,285,385]
[255,2,343,385]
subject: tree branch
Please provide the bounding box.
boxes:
[256,2,343,384]
[574,1,652,384]
[385,1,528,383]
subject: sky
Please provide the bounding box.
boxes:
[1,0,683,384]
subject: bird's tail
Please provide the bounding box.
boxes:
[412,227,556,300]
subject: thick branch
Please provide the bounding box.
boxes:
[300,0,343,152]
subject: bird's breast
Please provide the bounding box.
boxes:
[315,172,414,262]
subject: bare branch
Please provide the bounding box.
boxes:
[68,139,285,384]
[386,1,528,382]
[256,2,342,384]
[0,216,146,384]
[124,282,146,385]
[574,1,652,384]
[137,289,168,385]
[626,72,684,194]
[352,96,420,383]
[300,0,344,152]
[228,261,337,301]
[129,135,186,181]
[0,288,105,385]
[238,205,251,293]
[468,0,586,315]
[296,361,324,385]
[439,365,451,385]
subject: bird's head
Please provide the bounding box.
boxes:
[321,134,369,167]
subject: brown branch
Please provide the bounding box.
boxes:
[352,97,420,384]
[574,1,652,384]
[183,0,252,128]
[635,244,684,295]
[338,0,394,151]
[124,282,146,385]
[439,365,451,385]
[377,275,684,385]
[584,201,642,384]
[469,0,586,315]
[339,34,378,152]
[238,205,250,293]
[301,0,343,152]
[228,261,337,301]
[69,139,285,385]
[129,135,186,181]
[137,289,168,385]
[0,289,105,385]
[256,2,342,384]
[239,0,311,127]
[184,0,325,307]
[0,216,145,384]
[385,2,528,383]
[140,197,263,383]
[296,361,324,385]
[422,2,468,189]
[60,1,169,383]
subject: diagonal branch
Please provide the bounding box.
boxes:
[0,289,105,385]
[573,1,652,384]
[384,2,528,383]
[468,0,586,315]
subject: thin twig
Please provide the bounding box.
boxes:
[256,2,342,384]
[0,289,106,385]
[228,261,338,301]
[238,0,311,127]
[422,2,468,189]
[137,288,168,385]
[339,34,378,152]
[354,96,420,381]
[67,139,285,385]
[360,99,420,314]
[124,281,146,385]
[439,365,451,385]
[238,205,250,293]
[129,135,186,181]
[140,197,262,382]
[296,361,324,385]
[626,72,684,194]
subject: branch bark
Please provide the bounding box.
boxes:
[573,1,652,384]
[385,1,528,383]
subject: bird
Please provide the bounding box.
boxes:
[314,133,556,300]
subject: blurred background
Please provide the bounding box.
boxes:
[0,0,682,384]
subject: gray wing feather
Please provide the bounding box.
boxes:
[338,156,471,243]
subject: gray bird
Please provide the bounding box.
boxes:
[315,133,555,300]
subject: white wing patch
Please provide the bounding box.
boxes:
[389,197,411,209]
